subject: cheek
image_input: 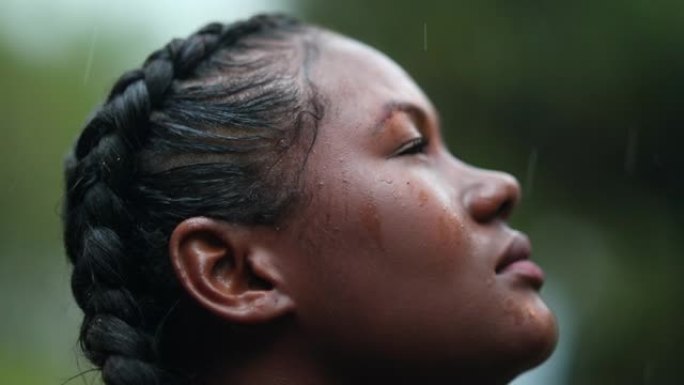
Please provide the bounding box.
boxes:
[384,178,469,254]
[333,168,473,277]
[291,169,487,352]
[371,169,480,282]
[285,161,557,370]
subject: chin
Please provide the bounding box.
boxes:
[431,303,558,385]
[481,320,558,385]
[508,299,559,377]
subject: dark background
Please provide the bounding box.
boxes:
[1,1,681,384]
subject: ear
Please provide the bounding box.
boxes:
[169,217,295,324]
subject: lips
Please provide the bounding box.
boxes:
[495,233,545,289]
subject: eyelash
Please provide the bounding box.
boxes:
[395,136,428,156]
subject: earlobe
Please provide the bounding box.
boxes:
[169,217,295,324]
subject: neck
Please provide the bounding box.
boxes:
[205,341,514,385]
[205,326,336,385]
[200,323,515,385]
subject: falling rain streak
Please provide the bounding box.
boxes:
[423,22,428,51]
[525,148,538,197]
[83,27,98,85]
[624,126,638,175]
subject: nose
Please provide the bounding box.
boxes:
[463,169,521,224]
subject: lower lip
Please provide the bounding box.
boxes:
[499,260,545,289]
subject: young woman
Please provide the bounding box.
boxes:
[63,13,557,385]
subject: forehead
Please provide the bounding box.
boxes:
[310,31,435,132]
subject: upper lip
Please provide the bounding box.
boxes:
[495,232,532,274]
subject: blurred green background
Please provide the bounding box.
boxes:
[1,1,682,384]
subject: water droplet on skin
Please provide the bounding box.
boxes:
[359,199,383,250]
[418,190,428,207]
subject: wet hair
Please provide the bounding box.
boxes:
[62,14,323,385]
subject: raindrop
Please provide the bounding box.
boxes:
[423,22,428,52]
[624,126,638,176]
[525,148,538,197]
[83,27,98,85]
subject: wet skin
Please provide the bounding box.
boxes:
[274,31,558,383]
[171,30,558,385]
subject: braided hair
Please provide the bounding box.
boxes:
[63,14,323,385]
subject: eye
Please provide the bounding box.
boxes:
[394,137,428,157]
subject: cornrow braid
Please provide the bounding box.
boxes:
[63,14,322,385]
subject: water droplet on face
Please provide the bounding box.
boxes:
[418,190,429,207]
[358,199,383,250]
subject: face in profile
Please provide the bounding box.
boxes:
[266,30,558,382]
[167,25,558,385]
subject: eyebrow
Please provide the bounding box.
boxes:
[372,101,430,135]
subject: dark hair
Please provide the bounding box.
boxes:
[63,14,323,385]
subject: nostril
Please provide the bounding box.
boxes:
[495,198,514,221]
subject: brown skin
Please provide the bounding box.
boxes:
[170,30,557,385]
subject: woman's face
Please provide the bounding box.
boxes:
[275,31,557,381]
